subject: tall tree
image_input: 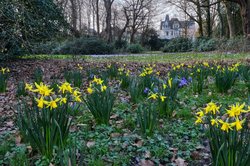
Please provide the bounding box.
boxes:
[103,0,115,42]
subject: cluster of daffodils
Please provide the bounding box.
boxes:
[118,67,130,76]
[86,76,107,94]
[195,102,249,132]
[139,64,155,77]
[25,82,82,110]
[216,63,240,72]
[147,80,174,102]
[0,67,10,74]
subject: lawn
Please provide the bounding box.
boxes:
[0,54,250,165]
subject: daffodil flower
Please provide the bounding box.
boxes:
[195,116,203,124]
[87,87,93,94]
[204,102,220,114]
[168,78,172,88]
[160,95,166,102]
[33,82,53,96]
[60,97,67,105]
[231,118,245,131]
[73,90,81,97]
[47,98,60,110]
[211,119,218,127]
[148,93,158,100]
[227,103,247,117]
[74,95,82,102]
[218,120,233,132]
[101,85,107,92]
[35,97,48,109]
[25,83,33,91]
[196,111,204,117]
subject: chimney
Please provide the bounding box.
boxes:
[165,15,169,21]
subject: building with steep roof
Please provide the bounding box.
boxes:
[159,15,196,40]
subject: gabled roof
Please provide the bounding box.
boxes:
[161,15,195,30]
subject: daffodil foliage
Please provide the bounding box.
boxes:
[17,81,82,159]
[84,76,115,125]
[0,67,10,92]
[195,102,250,166]
[147,77,179,118]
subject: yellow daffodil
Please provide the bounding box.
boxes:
[176,65,181,69]
[92,76,103,85]
[168,78,172,88]
[203,62,209,67]
[87,87,93,94]
[204,102,220,114]
[33,82,53,96]
[211,119,218,127]
[196,111,204,117]
[77,64,83,70]
[160,95,167,102]
[219,120,233,132]
[60,97,67,105]
[231,118,245,131]
[25,83,33,91]
[73,90,81,97]
[156,71,160,76]
[74,95,82,102]
[126,70,130,76]
[35,97,48,109]
[47,98,60,110]
[163,83,167,89]
[227,103,247,117]
[139,73,146,77]
[101,85,107,92]
[1,67,6,74]
[148,93,158,100]
[195,116,203,124]
[58,82,73,94]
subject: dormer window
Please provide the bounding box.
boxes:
[173,21,179,29]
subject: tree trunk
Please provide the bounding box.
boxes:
[96,0,100,36]
[70,0,79,37]
[104,0,113,42]
[197,0,204,36]
[205,0,212,37]
[217,2,225,37]
[225,1,236,38]
[237,0,250,51]
[130,27,136,43]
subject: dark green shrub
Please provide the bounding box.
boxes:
[114,40,128,49]
[31,41,60,55]
[197,39,218,52]
[0,0,67,60]
[54,37,114,55]
[162,37,192,52]
[126,44,144,53]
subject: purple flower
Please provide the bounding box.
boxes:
[188,77,192,83]
[144,87,149,94]
[178,77,189,88]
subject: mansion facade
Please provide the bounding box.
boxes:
[159,15,196,40]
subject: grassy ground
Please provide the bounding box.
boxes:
[21,52,250,63]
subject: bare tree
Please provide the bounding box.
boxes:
[103,0,115,42]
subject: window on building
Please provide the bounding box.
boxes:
[166,31,169,36]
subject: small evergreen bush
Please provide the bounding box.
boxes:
[162,37,192,52]
[126,44,144,53]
